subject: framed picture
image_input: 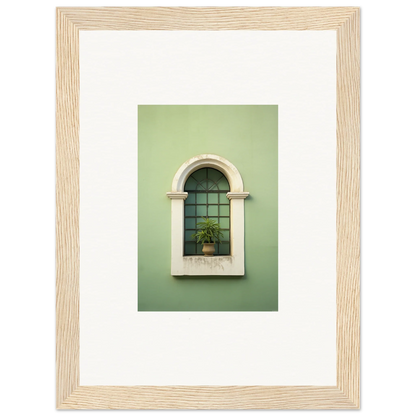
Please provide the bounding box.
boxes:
[56,7,360,409]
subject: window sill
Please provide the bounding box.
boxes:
[172,255,244,276]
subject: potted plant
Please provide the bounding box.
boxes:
[191,217,224,257]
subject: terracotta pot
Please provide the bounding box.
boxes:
[202,243,215,257]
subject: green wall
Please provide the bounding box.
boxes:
[138,105,278,311]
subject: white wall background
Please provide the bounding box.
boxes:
[80,30,337,386]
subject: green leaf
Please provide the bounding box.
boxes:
[192,217,224,245]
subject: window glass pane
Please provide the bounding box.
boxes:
[219,243,230,255]
[196,244,203,255]
[196,205,207,217]
[208,205,218,216]
[208,183,219,191]
[206,180,215,190]
[185,230,195,241]
[219,217,229,228]
[184,242,196,255]
[185,205,195,216]
[219,205,230,216]
[196,193,207,204]
[219,193,228,203]
[210,169,223,182]
[184,176,197,191]
[217,177,230,190]
[185,218,195,229]
[203,180,212,189]
[208,193,218,204]
[192,169,206,182]
[221,230,230,241]
[186,193,195,204]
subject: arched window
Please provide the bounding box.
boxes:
[166,154,249,276]
[184,168,230,256]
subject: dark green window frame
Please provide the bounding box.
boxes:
[184,168,231,256]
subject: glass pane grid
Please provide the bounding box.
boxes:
[184,168,230,256]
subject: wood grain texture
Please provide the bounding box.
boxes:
[59,386,357,410]
[56,8,80,408]
[58,6,357,30]
[56,7,360,409]
[336,8,361,407]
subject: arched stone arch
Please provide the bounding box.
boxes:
[171,154,244,193]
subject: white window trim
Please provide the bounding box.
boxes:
[166,154,249,276]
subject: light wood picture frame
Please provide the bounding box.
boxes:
[56,7,360,409]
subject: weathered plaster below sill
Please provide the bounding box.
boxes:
[172,255,244,277]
